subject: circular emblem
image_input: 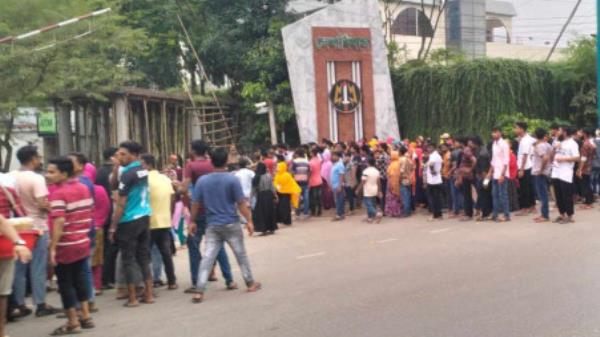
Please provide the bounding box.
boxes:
[329,79,361,113]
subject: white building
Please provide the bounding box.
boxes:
[287,0,563,62]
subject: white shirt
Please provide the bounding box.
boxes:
[234,168,255,199]
[0,173,16,189]
[551,137,580,183]
[517,133,536,170]
[426,151,443,185]
[491,138,510,179]
[361,166,380,197]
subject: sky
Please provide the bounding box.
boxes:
[511,0,596,46]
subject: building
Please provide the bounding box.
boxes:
[287,0,562,62]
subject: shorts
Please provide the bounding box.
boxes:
[0,259,15,296]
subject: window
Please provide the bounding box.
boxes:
[391,8,434,37]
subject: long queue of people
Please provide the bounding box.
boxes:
[248,122,599,227]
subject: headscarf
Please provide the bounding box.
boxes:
[320,151,332,184]
[387,151,401,196]
[83,162,97,183]
[253,162,267,188]
[274,162,301,208]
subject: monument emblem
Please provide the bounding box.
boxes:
[330,80,361,113]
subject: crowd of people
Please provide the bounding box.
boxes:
[1,121,600,336]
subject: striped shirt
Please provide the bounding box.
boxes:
[49,179,93,264]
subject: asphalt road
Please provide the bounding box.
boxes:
[10,207,600,337]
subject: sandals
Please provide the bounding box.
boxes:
[191,294,204,304]
[167,284,179,290]
[247,282,262,293]
[226,282,239,290]
[79,318,95,329]
[50,324,82,336]
[123,301,139,308]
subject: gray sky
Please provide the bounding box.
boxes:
[512,0,596,46]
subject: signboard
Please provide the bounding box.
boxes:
[329,79,361,113]
[37,111,57,136]
[316,34,370,50]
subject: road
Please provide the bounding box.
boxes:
[10,207,600,337]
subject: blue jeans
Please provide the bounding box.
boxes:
[492,179,510,219]
[363,197,377,218]
[151,243,163,282]
[299,183,310,215]
[533,175,549,219]
[450,177,463,215]
[187,215,233,286]
[400,185,412,215]
[592,167,600,195]
[84,255,95,303]
[13,231,49,306]
[196,223,254,292]
[334,188,345,217]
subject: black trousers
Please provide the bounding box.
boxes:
[150,228,177,285]
[580,174,594,205]
[427,184,444,218]
[461,179,474,217]
[56,258,89,310]
[518,169,536,209]
[309,185,322,216]
[116,216,151,284]
[477,180,493,218]
[102,229,118,286]
[553,179,574,217]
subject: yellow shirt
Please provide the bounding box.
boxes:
[148,170,174,230]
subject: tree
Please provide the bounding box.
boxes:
[0,0,148,168]
[551,36,597,126]
[417,0,447,61]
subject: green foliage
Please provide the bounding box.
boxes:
[392,58,573,139]
[0,0,148,106]
[495,112,568,140]
[551,36,597,126]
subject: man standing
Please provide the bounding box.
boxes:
[109,141,154,307]
[514,122,537,215]
[46,157,95,334]
[140,154,178,290]
[551,127,580,224]
[356,157,381,223]
[531,128,552,222]
[578,127,596,209]
[488,127,511,222]
[190,148,261,303]
[183,140,235,293]
[425,144,444,221]
[10,145,60,317]
[330,152,346,221]
[471,137,492,221]
[455,140,476,221]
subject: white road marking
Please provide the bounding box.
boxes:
[376,238,398,244]
[430,228,451,234]
[297,252,326,260]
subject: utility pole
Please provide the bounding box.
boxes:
[545,0,582,62]
[268,102,277,145]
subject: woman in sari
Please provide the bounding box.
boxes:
[252,162,278,235]
[320,151,335,209]
[274,162,301,226]
[385,151,404,217]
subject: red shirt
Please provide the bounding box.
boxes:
[0,186,26,218]
[49,179,93,264]
[184,158,214,214]
[184,158,214,185]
